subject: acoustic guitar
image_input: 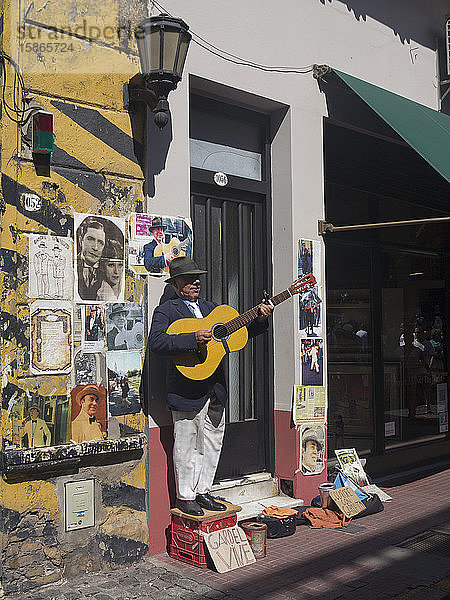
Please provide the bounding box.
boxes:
[167,273,317,381]
[154,236,191,272]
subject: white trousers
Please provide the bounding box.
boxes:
[172,396,225,501]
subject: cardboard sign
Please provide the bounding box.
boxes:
[202,525,256,573]
[330,487,365,518]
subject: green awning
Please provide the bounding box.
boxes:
[332,68,450,183]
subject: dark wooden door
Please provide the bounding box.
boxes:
[191,188,273,479]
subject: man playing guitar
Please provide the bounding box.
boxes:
[147,256,273,516]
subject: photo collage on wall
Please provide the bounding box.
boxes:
[12,211,192,450]
[296,238,326,475]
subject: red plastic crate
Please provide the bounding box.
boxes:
[170,512,237,568]
[170,526,208,568]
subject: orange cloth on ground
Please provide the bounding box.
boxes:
[262,506,298,519]
[303,507,351,529]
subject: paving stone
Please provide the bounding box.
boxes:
[160,571,184,584]
[145,591,172,600]
[176,578,203,592]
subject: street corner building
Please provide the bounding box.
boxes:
[1,0,449,594]
[0,0,150,594]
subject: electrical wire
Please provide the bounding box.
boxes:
[150,0,315,74]
[0,51,33,125]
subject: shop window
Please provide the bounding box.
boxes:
[381,248,448,448]
[326,244,375,457]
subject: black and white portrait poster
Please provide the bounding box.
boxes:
[81,305,106,352]
[74,213,125,303]
[106,351,142,416]
[28,234,73,300]
[298,239,323,338]
[105,303,144,351]
[300,423,325,476]
[128,240,148,275]
[73,347,106,387]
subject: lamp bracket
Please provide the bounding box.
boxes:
[127,85,158,110]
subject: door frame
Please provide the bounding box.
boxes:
[190,162,275,477]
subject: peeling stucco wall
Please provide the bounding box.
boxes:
[1,0,149,594]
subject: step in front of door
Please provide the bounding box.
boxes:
[211,472,304,522]
[211,472,278,506]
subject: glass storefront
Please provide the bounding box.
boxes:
[324,125,449,460]
[326,244,374,457]
[382,249,447,448]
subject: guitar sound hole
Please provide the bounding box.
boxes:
[212,324,228,340]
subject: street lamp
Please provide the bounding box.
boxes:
[133,14,191,129]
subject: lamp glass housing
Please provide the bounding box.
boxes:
[135,14,191,85]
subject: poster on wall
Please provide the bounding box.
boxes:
[300,423,325,476]
[300,339,324,386]
[293,385,326,425]
[105,303,145,351]
[28,234,73,300]
[74,213,125,303]
[70,384,107,443]
[106,351,142,416]
[128,240,148,275]
[335,448,370,487]
[73,347,106,387]
[12,391,70,449]
[81,305,106,352]
[130,214,192,276]
[30,301,72,374]
[298,239,323,338]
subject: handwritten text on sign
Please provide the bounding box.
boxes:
[202,525,256,573]
[330,487,365,518]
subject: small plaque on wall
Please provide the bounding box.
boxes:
[65,479,95,531]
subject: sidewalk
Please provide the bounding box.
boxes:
[4,467,450,600]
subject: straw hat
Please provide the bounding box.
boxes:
[74,384,103,406]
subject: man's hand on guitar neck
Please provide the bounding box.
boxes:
[195,329,212,347]
[257,300,274,323]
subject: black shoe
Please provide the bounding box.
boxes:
[175,499,204,516]
[196,493,227,512]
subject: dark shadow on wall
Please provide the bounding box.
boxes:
[318,0,447,47]
[126,74,173,200]
[140,284,178,506]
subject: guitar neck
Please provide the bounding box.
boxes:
[225,288,292,335]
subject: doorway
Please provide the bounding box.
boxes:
[190,94,273,480]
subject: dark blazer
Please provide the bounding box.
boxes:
[144,239,166,273]
[77,257,102,301]
[147,297,268,412]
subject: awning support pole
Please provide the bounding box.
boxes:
[318,216,450,236]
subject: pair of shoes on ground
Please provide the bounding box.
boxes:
[176,493,227,516]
